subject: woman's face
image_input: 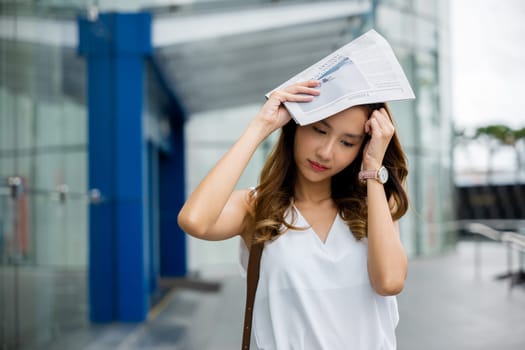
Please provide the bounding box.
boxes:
[293,106,368,184]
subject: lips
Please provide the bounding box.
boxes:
[308,160,329,172]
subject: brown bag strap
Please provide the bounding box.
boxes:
[241,242,264,350]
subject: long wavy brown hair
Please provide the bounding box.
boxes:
[249,103,409,243]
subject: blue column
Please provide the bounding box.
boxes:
[78,12,152,322]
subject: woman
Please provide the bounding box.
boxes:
[178,80,409,349]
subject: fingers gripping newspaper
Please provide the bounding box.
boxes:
[267,29,415,125]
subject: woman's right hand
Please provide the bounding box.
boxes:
[253,80,320,133]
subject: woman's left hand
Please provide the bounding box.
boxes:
[362,107,395,170]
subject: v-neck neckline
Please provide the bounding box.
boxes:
[293,204,339,246]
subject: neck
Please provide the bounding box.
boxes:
[293,177,332,205]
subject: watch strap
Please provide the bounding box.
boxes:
[358,169,378,182]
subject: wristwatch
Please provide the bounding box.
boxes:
[358,166,389,184]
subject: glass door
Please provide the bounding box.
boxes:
[0,177,21,350]
[1,5,89,349]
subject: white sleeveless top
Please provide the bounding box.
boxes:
[239,206,399,350]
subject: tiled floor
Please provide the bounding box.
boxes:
[396,241,525,350]
[47,241,525,349]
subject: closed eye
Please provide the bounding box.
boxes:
[313,126,327,135]
[341,140,354,147]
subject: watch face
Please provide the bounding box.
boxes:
[378,167,389,184]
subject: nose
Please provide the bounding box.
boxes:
[316,138,335,161]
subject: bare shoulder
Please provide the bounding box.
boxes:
[230,188,255,210]
[181,188,256,241]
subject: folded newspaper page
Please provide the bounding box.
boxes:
[267,29,415,125]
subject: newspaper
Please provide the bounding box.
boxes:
[267,29,415,126]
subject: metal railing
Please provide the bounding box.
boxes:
[463,221,525,291]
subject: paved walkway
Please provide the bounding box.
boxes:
[51,241,525,350]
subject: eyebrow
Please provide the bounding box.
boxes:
[320,120,365,140]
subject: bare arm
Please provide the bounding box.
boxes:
[366,185,407,296]
[177,81,320,241]
[362,108,408,296]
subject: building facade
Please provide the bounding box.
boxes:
[0,0,452,348]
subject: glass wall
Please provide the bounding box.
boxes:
[0,11,88,349]
[376,0,454,255]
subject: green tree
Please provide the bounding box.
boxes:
[474,125,525,183]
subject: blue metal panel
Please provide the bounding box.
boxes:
[146,55,188,277]
[160,118,187,277]
[114,53,149,322]
[79,11,153,323]
[84,52,116,323]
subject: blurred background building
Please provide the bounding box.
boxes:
[7,0,521,349]
[450,0,525,237]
